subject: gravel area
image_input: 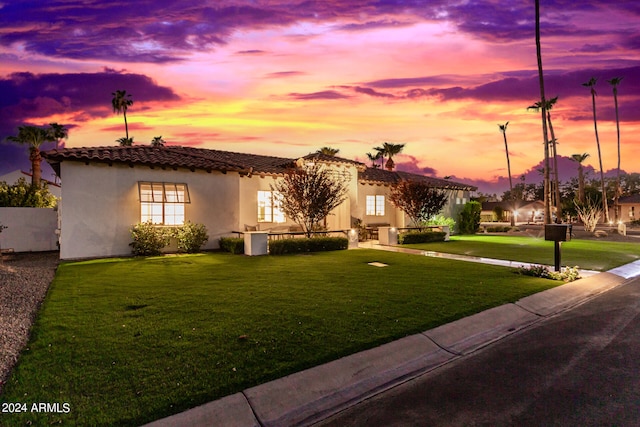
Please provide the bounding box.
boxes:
[0,251,58,394]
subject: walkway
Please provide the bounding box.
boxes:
[358,240,600,277]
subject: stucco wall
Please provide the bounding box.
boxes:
[58,162,239,259]
[0,207,58,252]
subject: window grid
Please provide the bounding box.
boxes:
[258,191,285,223]
[138,182,189,225]
[366,195,385,216]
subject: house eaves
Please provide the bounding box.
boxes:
[358,168,477,191]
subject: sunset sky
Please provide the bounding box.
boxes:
[1,0,639,195]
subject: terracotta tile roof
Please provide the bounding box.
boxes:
[619,193,640,204]
[42,145,475,191]
[358,168,476,191]
[301,152,366,169]
[42,145,295,175]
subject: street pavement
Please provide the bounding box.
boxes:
[316,275,640,427]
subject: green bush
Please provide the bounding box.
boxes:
[458,201,482,234]
[399,231,446,244]
[130,222,170,256]
[425,215,456,231]
[219,237,245,254]
[269,237,348,255]
[486,226,513,232]
[0,178,57,208]
[515,265,581,282]
[174,221,209,253]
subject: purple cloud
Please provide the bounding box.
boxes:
[0,69,180,139]
[265,71,306,78]
[287,90,350,100]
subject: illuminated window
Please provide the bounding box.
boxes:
[366,195,385,216]
[257,191,285,223]
[138,182,190,225]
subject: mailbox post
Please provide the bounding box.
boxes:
[544,224,572,271]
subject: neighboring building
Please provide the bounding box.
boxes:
[481,200,545,223]
[0,169,62,199]
[615,194,640,223]
[42,145,475,260]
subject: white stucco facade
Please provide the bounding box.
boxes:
[58,162,239,259]
[48,146,475,260]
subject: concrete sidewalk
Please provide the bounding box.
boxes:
[144,255,640,427]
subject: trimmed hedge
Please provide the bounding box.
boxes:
[398,231,446,244]
[269,237,348,255]
[219,237,245,254]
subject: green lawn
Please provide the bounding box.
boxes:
[1,249,557,426]
[403,235,640,271]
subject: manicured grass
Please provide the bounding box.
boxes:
[1,250,556,426]
[403,235,640,271]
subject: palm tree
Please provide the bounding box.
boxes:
[316,146,340,156]
[528,96,561,221]
[608,76,623,221]
[6,125,56,186]
[380,142,405,171]
[117,137,134,146]
[535,0,552,224]
[111,90,134,139]
[151,136,166,147]
[49,122,68,149]
[571,153,590,205]
[366,151,381,168]
[498,122,515,225]
[582,77,609,223]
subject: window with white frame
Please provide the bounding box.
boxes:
[257,191,285,223]
[630,206,635,219]
[366,195,385,216]
[138,182,190,225]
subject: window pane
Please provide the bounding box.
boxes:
[366,195,375,215]
[273,192,285,223]
[141,202,163,224]
[139,183,153,202]
[376,195,385,216]
[258,191,272,222]
[164,204,184,225]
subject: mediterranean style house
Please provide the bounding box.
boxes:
[42,145,475,259]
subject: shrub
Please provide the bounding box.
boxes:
[219,237,245,254]
[130,222,170,256]
[0,178,57,208]
[399,231,446,244]
[486,226,513,232]
[425,215,456,230]
[174,221,209,253]
[458,201,482,234]
[269,237,348,255]
[515,265,581,282]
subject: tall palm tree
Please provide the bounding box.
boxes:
[111,89,134,139]
[316,146,340,156]
[6,125,56,186]
[571,153,590,205]
[381,142,405,171]
[498,122,515,225]
[582,77,609,223]
[151,136,166,147]
[608,76,623,221]
[535,0,552,224]
[528,96,561,221]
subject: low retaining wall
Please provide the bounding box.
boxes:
[0,207,58,252]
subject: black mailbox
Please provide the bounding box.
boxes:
[545,224,571,242]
